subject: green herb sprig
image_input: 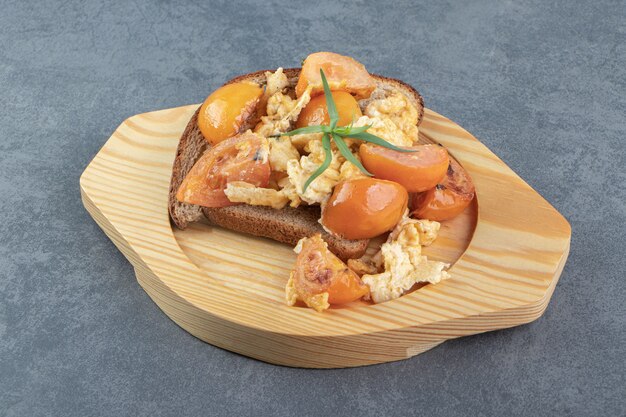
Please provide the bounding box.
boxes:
[276,69,415,191]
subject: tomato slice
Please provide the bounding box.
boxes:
[198,82,263,145]
[410,158,475,221]
[176,132,271,207]
[360,144,449,192]
[296,91,362,128]
[321,178,408,240]
[294,234,369,305]
[296,52,376,99]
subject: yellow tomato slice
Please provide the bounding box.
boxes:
[176,133,270,207]
[198,82,263,144]
[296,52,376,99]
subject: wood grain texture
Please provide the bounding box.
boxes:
[80,104,571,368]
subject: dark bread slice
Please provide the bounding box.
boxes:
[169,68,424,260]
[202,204,363,256]
[168,106,207,228]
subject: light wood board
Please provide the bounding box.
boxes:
[80,104,571,368]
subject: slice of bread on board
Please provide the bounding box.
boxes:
[168,68,424,260]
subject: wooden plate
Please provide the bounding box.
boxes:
[80,105,571,368]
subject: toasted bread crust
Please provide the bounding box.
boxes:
[168,107,207,229]
[202,205,369,260]
[169,67,425,260]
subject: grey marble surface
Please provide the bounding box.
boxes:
[1,0,624,416]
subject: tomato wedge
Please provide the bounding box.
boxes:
[198,82,263,145]
[293,234,369,305]
[295,52,376,99]
[321,178,408,240]
[360,144,450,192]
[410,158,475,221]
[296,91,362,128]
[176,132,270,207]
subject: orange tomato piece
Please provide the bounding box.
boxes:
[176,132,270,207]
[293,234,369,305]
[410,158,475,221]
[296,91,363,128]
[198,82,263,144]
[295,52,376,99]
[322,178,408,240]
[360,144,450,192]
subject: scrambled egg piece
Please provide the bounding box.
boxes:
[224,181,289,209]
[276,176,301,207]
[267,92,295,119]
[286,138,343,204]
[339,158,366,181]
[361,218,450,303]
[294,132,359,153]
[365,92,419,141]
[269,136,299,172]
[388,216,440,247]
[265,67,289,97]
[255,87,312,137]
[285,273,298,306]
[290,132,322,152]
[285,138,366,205]
[286,139,347,204]
[353,115,413,147]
